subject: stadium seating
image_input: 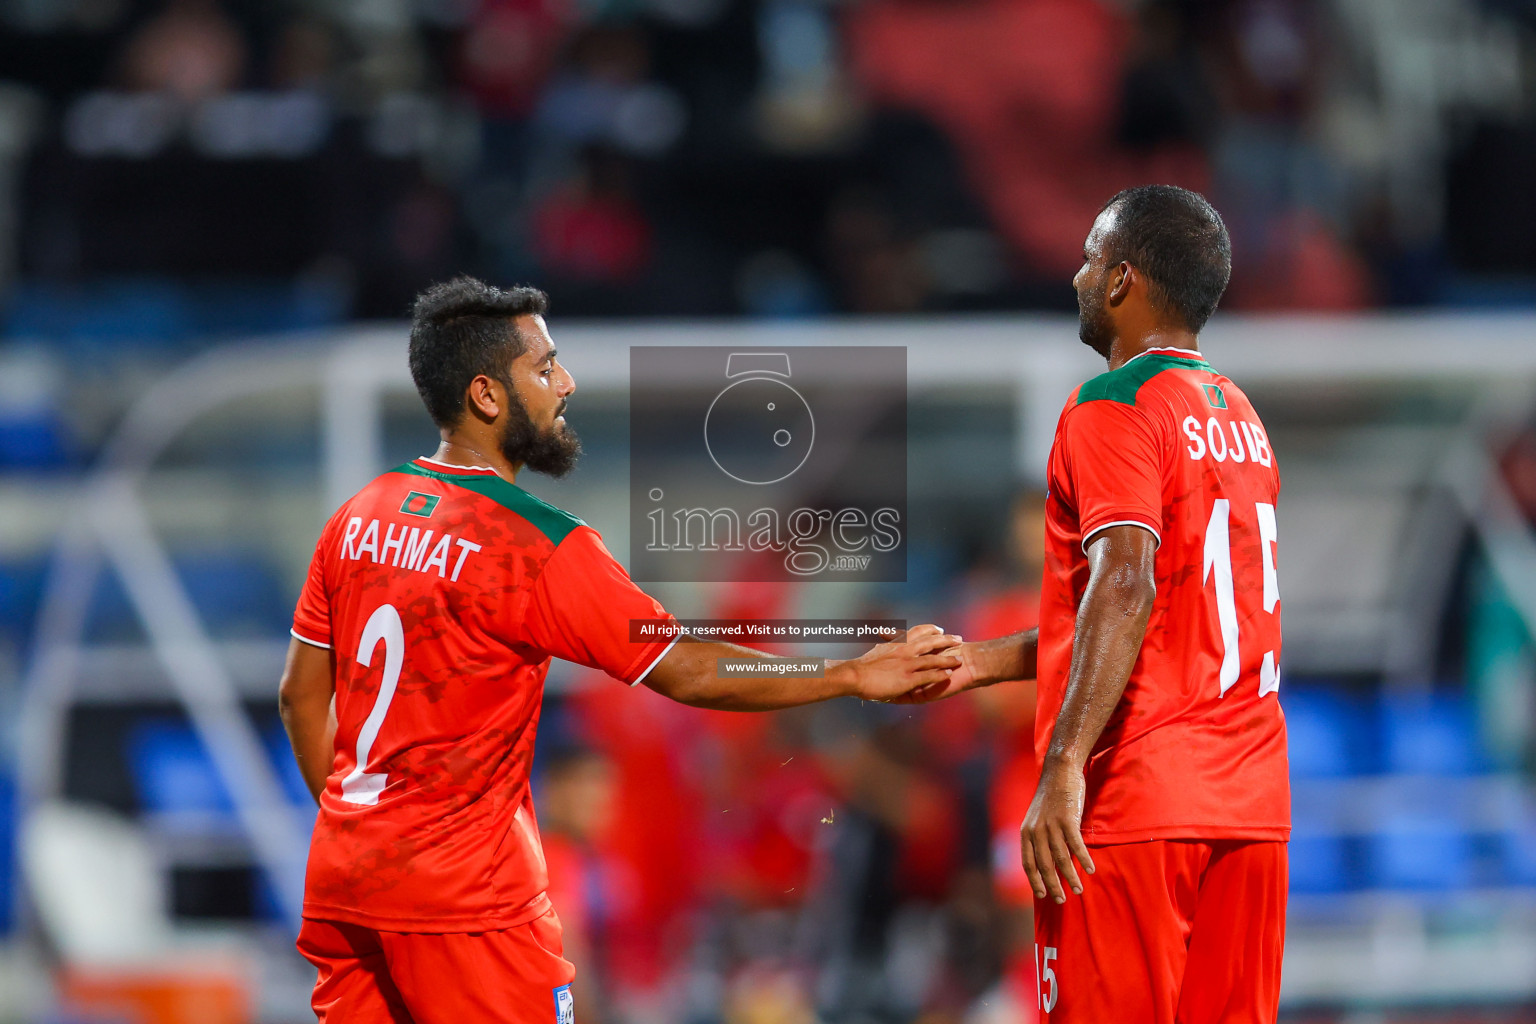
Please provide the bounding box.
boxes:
[1367,809,1478,891]
[1358,695,1486,889]
[127,717,311,817]
[0,772,13,936]
[1378,692,1484,776]
[83,552,292,642]
[1283,686,1363,778]
[0,413,75,470]
[22,801,176,961]
[1286,822,1351,893]
[261,720,314,809]
[0,559,45,647]
[126,720,235,816]
[169,554,293,639]
[1503,822,1536,886]
[4,278,344,351]
[1282,686,1536,893]
[126,718,311,923]
[21,802,253,1023]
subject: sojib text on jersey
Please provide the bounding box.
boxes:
[1181,415,1272,466]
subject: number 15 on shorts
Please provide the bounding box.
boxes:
[1035,944,1059,1012]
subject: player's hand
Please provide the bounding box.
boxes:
[884,640,984,703]
[1021,757,1096,904]
[850,624,962,702]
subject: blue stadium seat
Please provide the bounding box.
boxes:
[83,552,291,641]
[1502,822,1536,886]
[262,720,315,808]
[4,279,192,347]
[1287,826,1350,893]
[188,280,346,336]
[1378,692,1482,776]
[174,553,292,637]
[0,413,75,469]
[0,771,14,935]
[1366,810,1475,890]
[0,559,46,646]
[126,719,234,815]
[1282,687,1358,778]
[83,571,142,643]
[5,278,345,351]
[259,720,316,923]
[129,718,319,820]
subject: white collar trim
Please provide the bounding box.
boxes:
[1127,346,1204,363]
[417,455,499,474]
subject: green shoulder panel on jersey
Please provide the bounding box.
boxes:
[393,463,585,546]
[1075,353,1211,406]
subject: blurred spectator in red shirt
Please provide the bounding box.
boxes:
[1222,208,1372,310]
[1501,425,1536,527]
[961,490,1048,1021]
[539,744,622,1023]
[532,146,653,283]
[566,679,703,995]
[461,0,577,120]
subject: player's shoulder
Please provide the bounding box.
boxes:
[384,460,587,548]
[1072,347,1213,410]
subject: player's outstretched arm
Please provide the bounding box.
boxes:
[279,637,338,804]
[642,624,962,711]
[1023,525,1156,904]
[886,628,1039,703]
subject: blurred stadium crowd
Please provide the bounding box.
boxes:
[0,0,1532,329]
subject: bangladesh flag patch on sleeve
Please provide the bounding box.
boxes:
[400,491,441,518]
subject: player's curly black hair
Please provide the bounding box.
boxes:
[408,276,549,428]
[1100,185,1231,334]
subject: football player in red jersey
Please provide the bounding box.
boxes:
[925,186,1288,1023]
[278,277,961,1024]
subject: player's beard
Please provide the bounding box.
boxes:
[1077,283,1114,360]
[499,393,582,478]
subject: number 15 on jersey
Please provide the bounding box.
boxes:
[1202,498,1280,699]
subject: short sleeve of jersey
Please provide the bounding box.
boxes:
[291,514,337,649]
[1061,399,1165,550]
[524,525,677,685]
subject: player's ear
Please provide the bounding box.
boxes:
[1106,261,1135,307]
[464,374,503,423]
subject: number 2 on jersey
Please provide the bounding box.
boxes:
[1202,499,1280,698]
[341,603,405,805]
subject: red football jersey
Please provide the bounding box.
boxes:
[291,457,677,931]
[1036,347,1289,844]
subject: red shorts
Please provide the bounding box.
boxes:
[1033,839,1286,1024]
[297,908,577,1024]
